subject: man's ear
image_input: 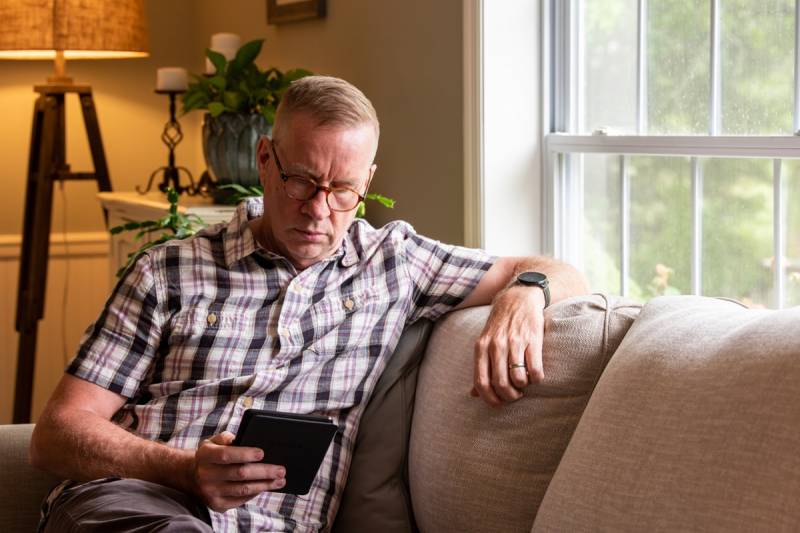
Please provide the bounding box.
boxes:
[256,136,272,187]
[364,164,377,194]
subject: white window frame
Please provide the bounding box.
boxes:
[463,0,543,257]
[543,0,800,308]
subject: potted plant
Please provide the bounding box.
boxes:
[182,39,311,196]
[110,188,205,277]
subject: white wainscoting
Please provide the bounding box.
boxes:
[0,232,110,424]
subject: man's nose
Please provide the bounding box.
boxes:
[302,188,331,219]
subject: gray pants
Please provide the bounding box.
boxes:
[42,478,213,532]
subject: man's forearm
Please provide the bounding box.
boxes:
[505,256,589,304]
[31,407,194,493]
[456,255,589,310]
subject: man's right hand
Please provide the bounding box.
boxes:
[190,431,287,513]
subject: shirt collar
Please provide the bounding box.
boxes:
[223,197,360,269]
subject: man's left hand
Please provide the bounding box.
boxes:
[471,285,546,407]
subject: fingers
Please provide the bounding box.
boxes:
[205,477,287,513]
[525,338,545,384]
[473,339,502,407]
[193,431,287,513]
[209,431,236,445]
[472,324,546,406]
[508,336,531,390]
[198,432,263,465]
[474,335,522,407]
[489,339,523,403]
[209,462,286,483]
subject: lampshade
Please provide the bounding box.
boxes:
[0,0,149,60]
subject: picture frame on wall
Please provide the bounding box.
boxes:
[267,0,326,24]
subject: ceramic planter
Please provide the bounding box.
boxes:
[202,112,271,196]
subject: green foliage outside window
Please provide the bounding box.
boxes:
[582,0,800,308]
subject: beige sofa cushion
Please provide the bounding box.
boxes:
[409,294,641,533]
[333,319,432,533]
[533,296,800,532]
[0,424,61,533]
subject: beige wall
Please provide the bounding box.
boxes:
[0,0,206,235]
[0,0,465,241]
[192,0,466,243]
[0,0,464,422]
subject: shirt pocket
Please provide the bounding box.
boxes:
[307,286,385,358]
[170,307,256,340]
[165,306,258,379]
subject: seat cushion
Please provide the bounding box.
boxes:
[0,424,61,533]
[533,296,800,532]
[333,319,432,533]
[409,294,641,533]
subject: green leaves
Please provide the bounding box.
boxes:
[110,187,206,278]
[180,39,312,125]
[231,39,262,72]
[217,183,265,205]
[208,102,226,117]
[207,49,226,74]
[365,193,396,209]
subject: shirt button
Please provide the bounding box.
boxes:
[242,396,254,408]
[207,313,217,326]
[344,298,355,311]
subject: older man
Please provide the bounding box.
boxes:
[31,76,587,532]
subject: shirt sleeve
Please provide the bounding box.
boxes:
[400,224,496,323]
[67,252,166,398]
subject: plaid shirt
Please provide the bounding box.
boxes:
[65,198,494,532]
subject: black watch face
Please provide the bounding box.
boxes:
[518,271,547,285]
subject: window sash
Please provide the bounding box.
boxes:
[544,0,798,308]
[547,144,790,308]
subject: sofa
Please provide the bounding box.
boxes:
[2,294,799,532]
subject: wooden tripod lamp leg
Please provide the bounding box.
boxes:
[13,95,60,424]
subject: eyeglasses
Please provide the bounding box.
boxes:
[271,143,366,212]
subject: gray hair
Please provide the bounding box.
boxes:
[272,75,380,143]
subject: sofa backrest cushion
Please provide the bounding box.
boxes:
[332,319,432,533]
[0,424,61,533]
[533,295,800,532]
[409,294,641,533]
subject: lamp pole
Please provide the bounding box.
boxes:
[14,80,112,423]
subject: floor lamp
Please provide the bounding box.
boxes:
[0,1,149,423]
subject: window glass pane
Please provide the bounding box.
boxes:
[647,1,710,134]
[781,160,800,307]
[583,154,622,294]
[628,156,692,298]
[583,0,638,133]
[721,0,794,134]
[702,158,773,307]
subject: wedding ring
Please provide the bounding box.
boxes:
[508,363,527,369]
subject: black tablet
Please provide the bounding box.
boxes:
[233,408,338,495]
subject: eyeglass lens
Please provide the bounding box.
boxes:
[284,177,361,211]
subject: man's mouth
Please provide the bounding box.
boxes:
[295,229,327,242]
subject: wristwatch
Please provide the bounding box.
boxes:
[515,271,550,308]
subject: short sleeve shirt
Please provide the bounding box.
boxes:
[67,198,495,532]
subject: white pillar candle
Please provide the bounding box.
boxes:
[156,67,188,91]
[205,32,242,74]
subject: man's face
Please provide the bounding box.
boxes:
[255,112,377,270]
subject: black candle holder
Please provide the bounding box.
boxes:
[138,90,199,195]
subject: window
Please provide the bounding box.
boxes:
[544,0,800,308]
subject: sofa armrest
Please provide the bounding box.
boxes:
[0,424,62,533]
